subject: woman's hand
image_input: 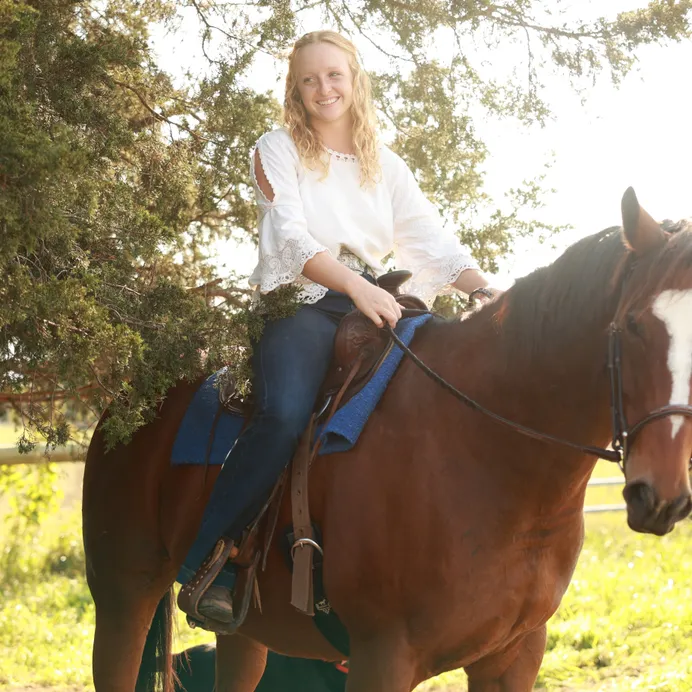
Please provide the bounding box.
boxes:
[471,287,504,305]
[346,276,402,328]
[300,253,401,327]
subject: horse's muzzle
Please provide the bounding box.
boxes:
[623,482,692,535]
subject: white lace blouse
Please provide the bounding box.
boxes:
[248,128,479,307]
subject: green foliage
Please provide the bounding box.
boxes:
[0,464,60,527]
[0,462,61,577]
[1,0,691,452]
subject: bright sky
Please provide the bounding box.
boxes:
[152,2,692,289]
[483,37,692,286]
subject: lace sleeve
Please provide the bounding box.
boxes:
[249,130,328,294]
[388,151,479,306]
[255,236,326,294]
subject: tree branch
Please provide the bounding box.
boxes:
[89,364,117,399]
[0,385,101,403]
[337,1,415,63]
[112,79,220,144]
[188,279,252,308]
[491,5,607,42]
[189,0,276,59]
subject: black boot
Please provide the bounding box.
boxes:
[196,584,234,623]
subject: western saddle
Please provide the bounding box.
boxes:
[220,270,427,417]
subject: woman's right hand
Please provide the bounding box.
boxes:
[346,276,402,329]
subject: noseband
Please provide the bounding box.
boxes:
[387,316,692,473]
[608,323,692,470]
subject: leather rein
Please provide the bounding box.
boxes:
[386,314,692,471]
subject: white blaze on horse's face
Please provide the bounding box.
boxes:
[652,289,692,439]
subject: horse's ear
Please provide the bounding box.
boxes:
[621,187,665,254]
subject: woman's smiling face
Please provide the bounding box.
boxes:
[294,41,354,125]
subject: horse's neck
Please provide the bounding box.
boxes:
[503,322,612,452]
[439,302,615,496]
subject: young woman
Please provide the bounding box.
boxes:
[182,30,500,624]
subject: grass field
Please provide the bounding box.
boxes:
[1,458,692,691]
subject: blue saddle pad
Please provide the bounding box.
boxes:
[170,371,246,467]
[172,314,432,585]
[316,313,432,454]
[170,313,432,468]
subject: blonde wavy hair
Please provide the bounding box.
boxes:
[284,31,380,187]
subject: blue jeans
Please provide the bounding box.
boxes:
[184,288,357,586]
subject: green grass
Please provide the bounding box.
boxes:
[2,466,692,691]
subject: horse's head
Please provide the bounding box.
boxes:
[615,187,692,535]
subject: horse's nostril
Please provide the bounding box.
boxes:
[623,481,655,512]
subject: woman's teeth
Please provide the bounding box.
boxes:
[317,97,339,106]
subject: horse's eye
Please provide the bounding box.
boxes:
[626,313,644,338]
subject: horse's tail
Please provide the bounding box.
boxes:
[136,587,176,692]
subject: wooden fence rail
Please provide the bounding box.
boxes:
[583,476,626,513]
[0,444,85,466]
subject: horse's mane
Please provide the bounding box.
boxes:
[424,219,692,368]
[492,219,692,363]
[495,227,628,362]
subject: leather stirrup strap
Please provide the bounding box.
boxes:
[290,357,364,615]
[290,415,317,615]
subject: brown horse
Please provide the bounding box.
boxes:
[82,188,692,692]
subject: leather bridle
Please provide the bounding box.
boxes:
[387,314,692,473]
[607,323,692,470]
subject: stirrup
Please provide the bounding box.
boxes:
[178,538,236,621]
[183,551,261,635]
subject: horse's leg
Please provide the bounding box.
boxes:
[465,626,547,692]
[344,635,417,692]
[215,634,268,692]
[91,580,172,692]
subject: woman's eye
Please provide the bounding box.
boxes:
[303,77,314,84]
[329,72,341,78]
